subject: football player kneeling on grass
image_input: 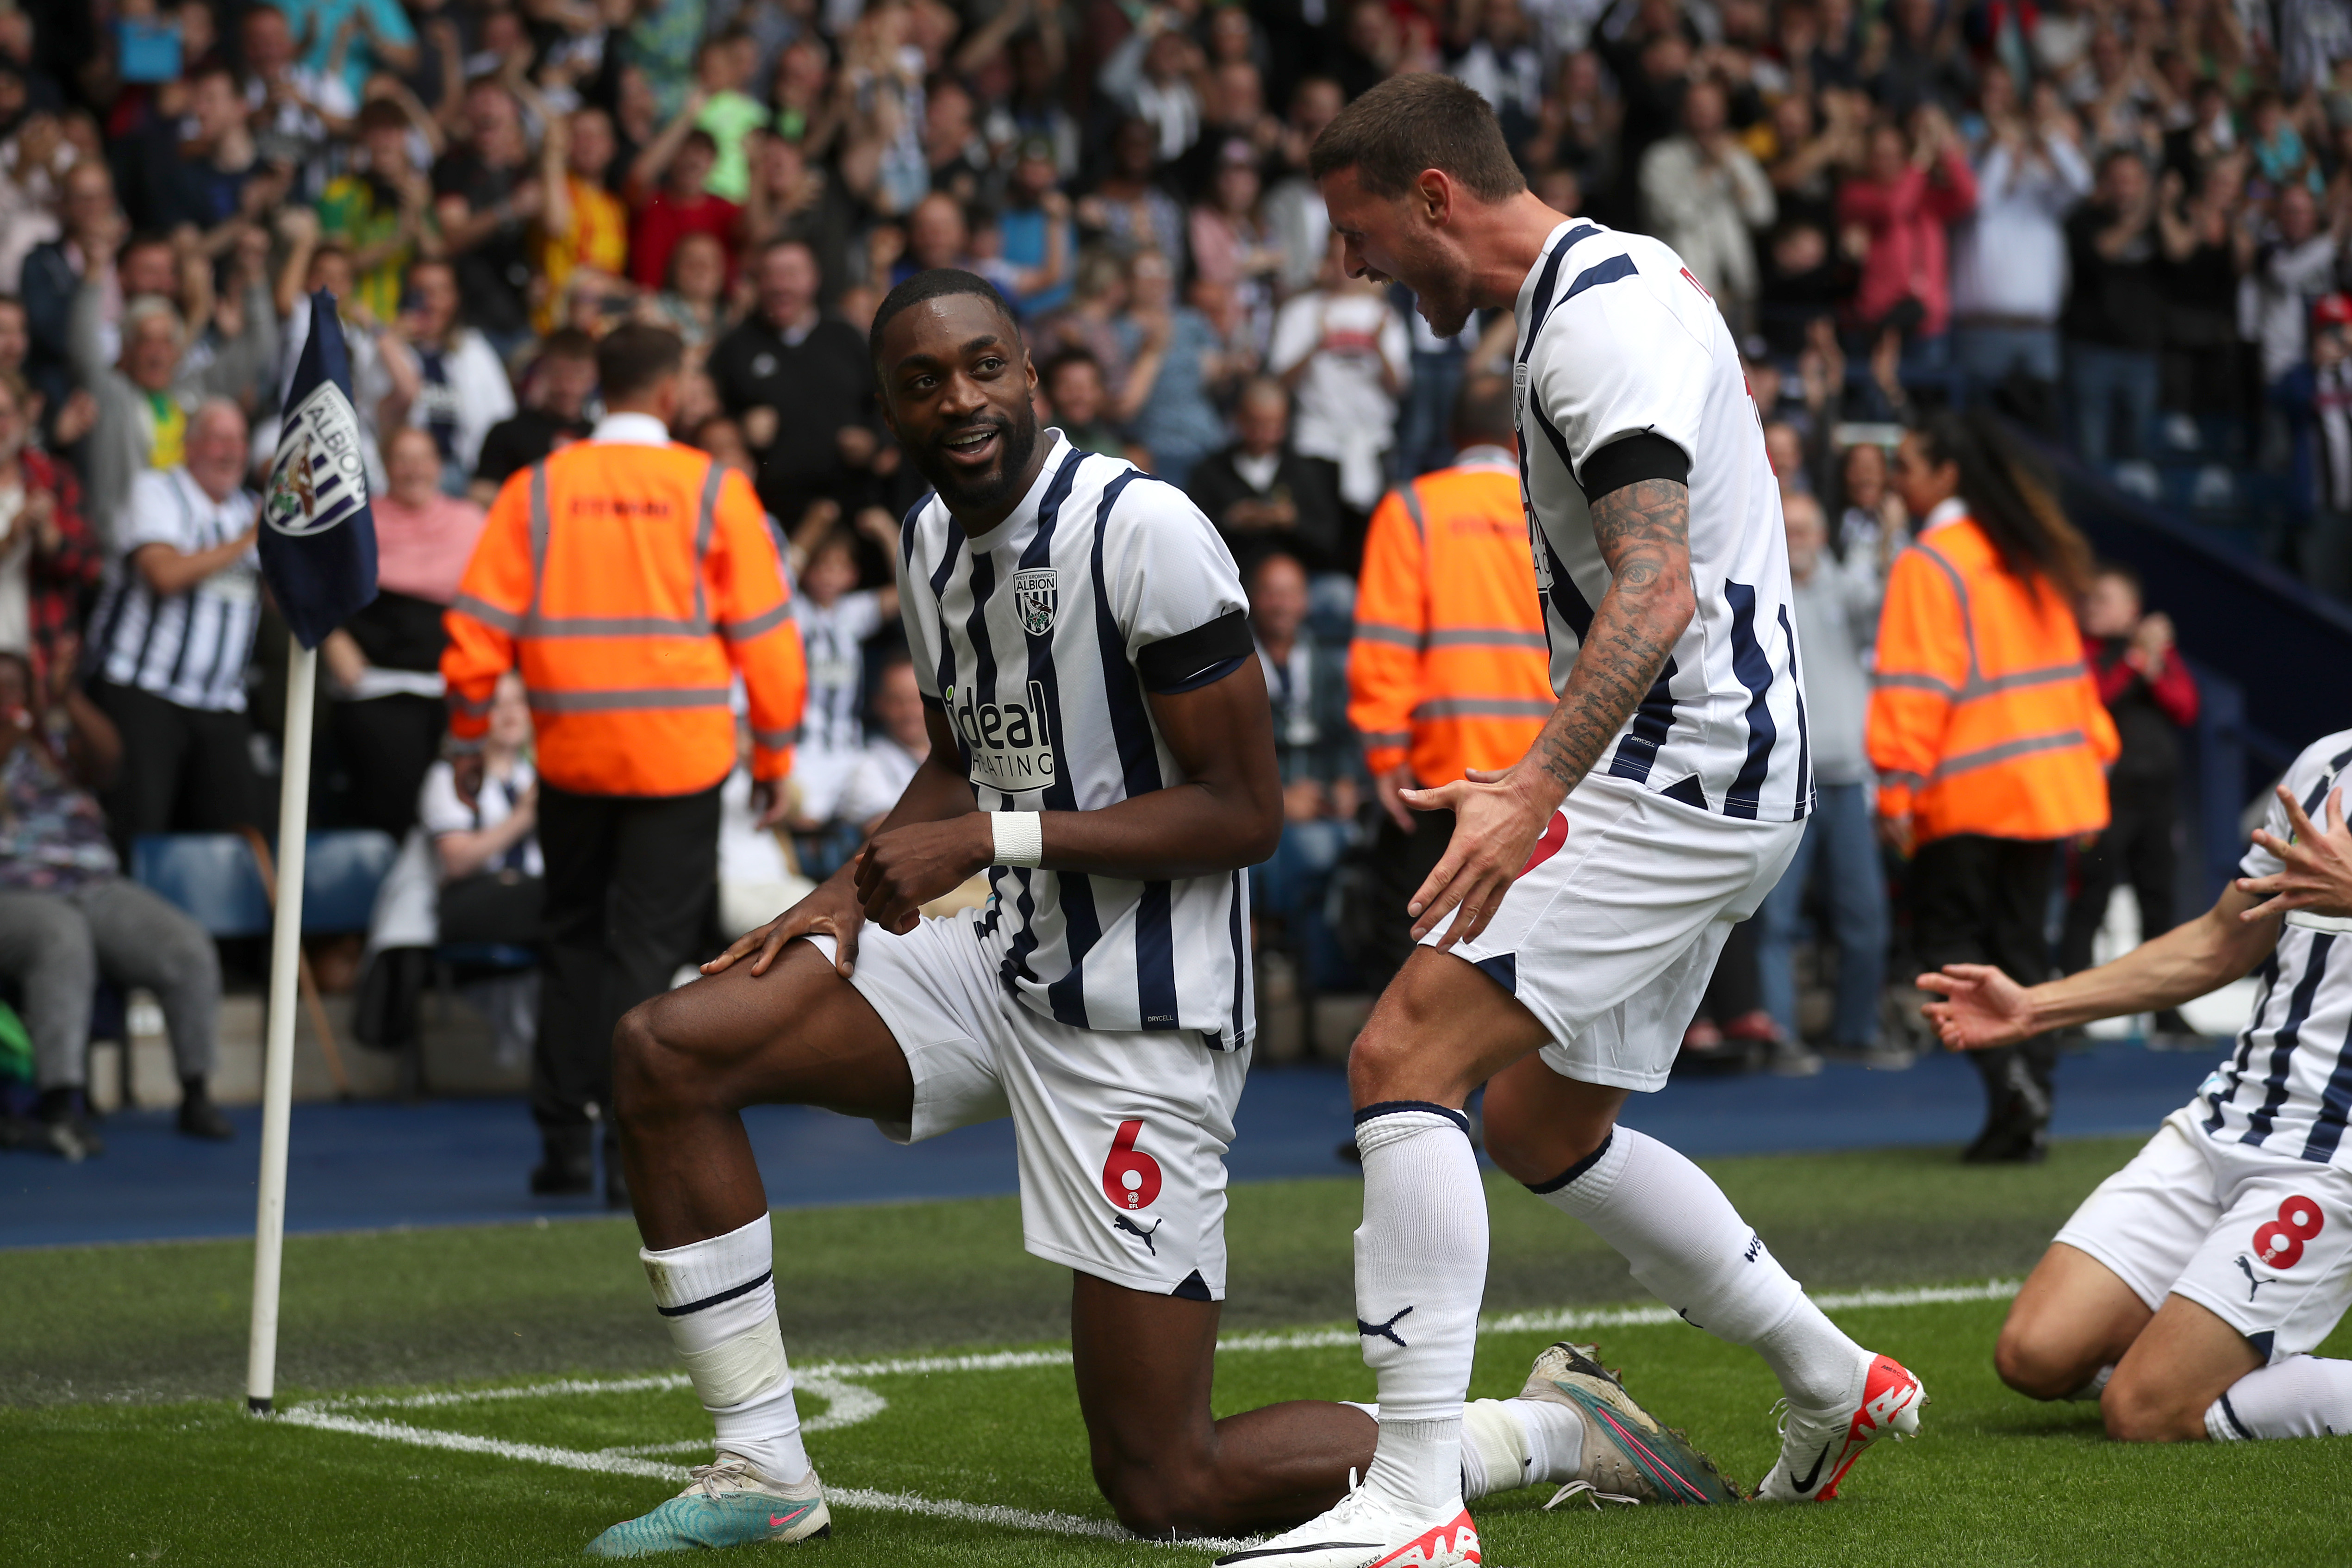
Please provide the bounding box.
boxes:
[1924,738,2352,1445]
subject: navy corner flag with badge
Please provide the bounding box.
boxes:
[258,290,378,649]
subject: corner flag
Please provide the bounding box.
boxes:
[260,290,377,648]
[247,290,380,1415]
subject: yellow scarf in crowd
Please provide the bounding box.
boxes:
[146,392,186,471]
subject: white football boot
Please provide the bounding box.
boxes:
[1213,1471,1479,1568]
[1755,1350,1927,1502]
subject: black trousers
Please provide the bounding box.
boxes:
[87,679,260,855]
[1910,834,2060,1119]
[531,781,719,1132]
[2059,775,2179,975]
[333,693,445,840]
[1350,806,1455,993]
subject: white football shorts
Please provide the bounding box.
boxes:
[801,915,1245,1301]
[2055,1104,2352,1362]
[1421,773,1804,1094]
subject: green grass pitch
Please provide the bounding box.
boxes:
[5,1137,2346,1567]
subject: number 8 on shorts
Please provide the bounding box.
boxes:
[2254,1196,2326,1269]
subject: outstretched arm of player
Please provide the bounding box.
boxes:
[851,656,1283,931]
[2236,784,2352,921]
[1921,883,2282,1050]
[1399,476,1696,948]
[702,701,983,981]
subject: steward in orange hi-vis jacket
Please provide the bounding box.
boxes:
[1344,377,1552,987]
[442,442,804,796]
[1869,412,2116,1167]
[440,325,807,1205]
[1867,509,2117,848]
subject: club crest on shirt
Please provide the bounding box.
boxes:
[1013,567,1059,636]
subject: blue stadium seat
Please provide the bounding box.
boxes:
[131,835,271,938]
[302,830,399,933]
[131,830,399,936]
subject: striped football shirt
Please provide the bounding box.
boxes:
[2202,728,2352,1169]
[898,429,1257,1046]
[1514,218,1812,822]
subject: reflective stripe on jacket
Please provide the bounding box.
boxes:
[1348,457,1555,785]
[442,442,807,796]
[1866,512,2117,845]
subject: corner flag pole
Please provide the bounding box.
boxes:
[243,287,377,1415]
[247,634,317,1414]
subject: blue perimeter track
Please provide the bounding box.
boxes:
[2,1039,2215,1249]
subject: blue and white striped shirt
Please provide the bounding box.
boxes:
[2202,728,2352,1169]
[898,430,1256,1046]
[1514,218,1811,822]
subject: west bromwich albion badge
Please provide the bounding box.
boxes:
[1013,568,1058,636]
[265,383,369,538]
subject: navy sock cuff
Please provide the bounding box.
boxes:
[1526,1130,1614,1195]
[1353,1100,1470,1135]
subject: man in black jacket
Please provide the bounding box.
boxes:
[1185,377,1343,578]
[706,238,888,528]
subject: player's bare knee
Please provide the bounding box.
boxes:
[1992,1322,2090,1401]
[1095,1460,1214,1537]
[611,1001,700,1123]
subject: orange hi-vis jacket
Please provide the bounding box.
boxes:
[441,432,807,797]
[1867,508,2117,846]
[1348,452,1556,785]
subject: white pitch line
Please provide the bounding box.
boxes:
[305,1279,2022,1414]
[277,1407,1252,1554]
[284,1279,2021,1555]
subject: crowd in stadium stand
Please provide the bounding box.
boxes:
[0,0,2324,1151]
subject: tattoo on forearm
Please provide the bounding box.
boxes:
[1530,479,1692,796]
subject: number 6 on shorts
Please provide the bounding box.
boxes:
[1101,1120,1162,1211]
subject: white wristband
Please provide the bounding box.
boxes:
[990,811,1044,869]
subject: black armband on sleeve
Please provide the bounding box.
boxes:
[1576,431,1691,504]
[1135,607,1254,694]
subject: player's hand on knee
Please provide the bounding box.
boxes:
[1916,963,2033,1050]
[855,813,992,934]
[1401,765,1552,949]
[702,877,868,979]
[2239,785,2352,921]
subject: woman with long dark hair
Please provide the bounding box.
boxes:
[1868,409,2119,1162]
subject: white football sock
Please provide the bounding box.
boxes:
[642,1213,809,1481]
[1509,1395,1586,1486]
[1354,1101,1485,1516]
[1531,1126,1863,1409]
[1458,1400,1520,1499]
[2206,1355,2352,1440]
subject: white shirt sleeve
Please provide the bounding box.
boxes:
[841,588,885,644]
[899,537,943,703]
[122,470,196,553]
[416,761,474,839]
[1268,295,1320,379]
[1107,481,1250,662]
[1526,261,1714,484]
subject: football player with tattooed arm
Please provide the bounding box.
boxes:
[1230,75,1929,1568]
[1918,755,2352,1451]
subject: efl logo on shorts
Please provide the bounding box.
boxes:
[1101,1120,1163,1210]
[2253,1195,2325,1268]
